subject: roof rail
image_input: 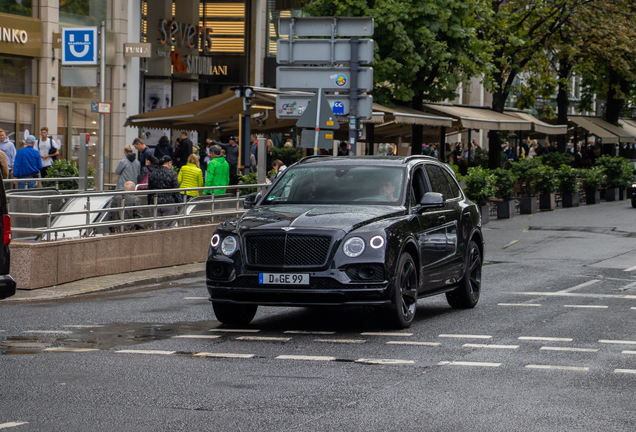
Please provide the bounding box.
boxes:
[402,155,438,164]
[298,155,328,163]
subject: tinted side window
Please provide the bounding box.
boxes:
[425,165,453,200]
[411,167,430,203]
[443,169,462,199]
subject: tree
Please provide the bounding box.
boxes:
[303,0,492,155]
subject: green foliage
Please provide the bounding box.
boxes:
[238,172,258,196]
[447,162,462,181]
[463,166,496,206]
[510,158,542,196]
[540,152,574,169]
[270,147,303,168]
[43,159,95,190]
[534,165,559,194]
[557,165,581,194]
[469,147,489,169]
[0,0,33,17]
[595,155,632,189]
[492,168,517,201]
[581,166,607,192]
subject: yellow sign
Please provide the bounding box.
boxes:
[326,133,333,139]
[0,13,42,57]
[326,120,334,126]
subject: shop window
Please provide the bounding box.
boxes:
[0,55,38,96]
[0,0,38,18]
[266,0,304,58]
[0,102,16,146]
[60,0,111,28]
[19,103,35,142]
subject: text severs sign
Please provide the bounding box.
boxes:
[62,27,98,65]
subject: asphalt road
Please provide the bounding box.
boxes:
[1,200,636,431]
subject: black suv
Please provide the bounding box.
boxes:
[0,176,15,299]
[206,156,484,328]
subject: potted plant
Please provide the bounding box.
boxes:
[463,166,496,224]
[581,166,606,205]
[493,168,517,219]
[595,155,631,201]
[510,158,542,214]
[557,164,581,208]
[535,165,559,210]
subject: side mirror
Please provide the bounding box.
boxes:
[243,192,261,209]
[418,192,444,211]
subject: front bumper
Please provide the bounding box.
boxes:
[0,275,17,300]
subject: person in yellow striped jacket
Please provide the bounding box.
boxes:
[178,154,203,202]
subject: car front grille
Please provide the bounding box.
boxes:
[245,234,332,267]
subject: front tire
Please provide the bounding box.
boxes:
[446,240,482,309]
[212,302,258,326]
[388,253,418,329]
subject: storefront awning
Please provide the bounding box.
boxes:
[585,117,635,142]
[370,104,454,127]
[619,118,636,138]
[569,116,620,144]
[422,103,532,131]
[504,111,568,135]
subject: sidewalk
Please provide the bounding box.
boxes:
[2,263,206,302]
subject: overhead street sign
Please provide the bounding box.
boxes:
[277,67,374,92]
[295,90,341,129]
[279,17,374,37]
[277,95,373,120]
[301,130,335,150]
[277,39,374,65]
[62,27,98,65]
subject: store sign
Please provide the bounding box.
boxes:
[0,13,42,57]
[170,52,228,76]
[158,19,213,52]
[124,43,151,58]
[62,27,98,65]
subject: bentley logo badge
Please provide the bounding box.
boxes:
[281,227,295,231]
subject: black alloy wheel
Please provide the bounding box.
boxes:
[446,240,482,309]
[212,302,258,325]
[389,253,418,329]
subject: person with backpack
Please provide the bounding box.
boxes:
[154,136,174,162]
[36,127,59,179]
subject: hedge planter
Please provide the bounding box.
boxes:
[497,200,516,219]
[479,203,490,225]
[605,187,619,202]
[519,196,538,214]
[586,190,601,205]
[539,193,557,210]
[562,192,580,208]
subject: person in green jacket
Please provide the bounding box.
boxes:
[204,145,229,195]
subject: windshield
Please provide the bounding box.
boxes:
[264,165,405,205]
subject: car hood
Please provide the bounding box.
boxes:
[238,205,405,234]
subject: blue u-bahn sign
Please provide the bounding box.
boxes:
[62,27,98,65]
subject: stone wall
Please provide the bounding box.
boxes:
[10,224,216,290]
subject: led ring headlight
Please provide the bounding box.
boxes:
[370,235,385,249]
[343,237,365,258]
[210,234,220,248]
[221,236,238,256]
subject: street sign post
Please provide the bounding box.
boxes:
[301,130,336,150]
[276,95,373,120]
[295,91,340,129]
[62,27,98,65]
[279,17,373,37]
[277,39,374,65]
[276,67,373,92]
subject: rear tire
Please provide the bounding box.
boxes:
[388,253,418,329]
[212,302,258,325]
[446,240,482,309]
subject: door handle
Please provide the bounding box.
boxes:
[437,215,446,223]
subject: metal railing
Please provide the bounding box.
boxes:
[3,177,95,191]
[6,183,267,241]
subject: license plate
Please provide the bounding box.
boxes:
[259,273,310,285]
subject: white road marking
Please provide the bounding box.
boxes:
[236,336,291,341]
[439,334,492,339]
[314,339,366,344]
[276,355,336,361]
[615,369,636,374]
[361,332,413,337]
[618,281,636,291]
[194,352,254,359]
[62,325,104,328]
[523,226,529,233]
[209,329,260,333]
[526,365,589,371]
[22,330,73,334]
[631,307,636,310]
[438,361,500,367]
[356,358,415,365]
[621,351,636,355]
[514,292,636,299]
[599,339,636,345]
[519,337,573,342]
[172,335,221,339]
[623,265,636,272]
[43,347,98,353]
[463,344,519,349]
[563,305,608,309]
[557,279,600,293]
[284,330,335,335]
[502,240,519,249]
[498,303,541,307]
[540,347,598,353]
[387,341,440,346]
[116,350,175,355]
[184,297,208,300]
[0,422,28,429]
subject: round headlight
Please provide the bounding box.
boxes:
[370,235,385,249]
[210,234,220,248]
[221,236,238,256]
[343,237,365,258]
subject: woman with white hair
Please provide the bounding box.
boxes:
[115,144,140,190]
